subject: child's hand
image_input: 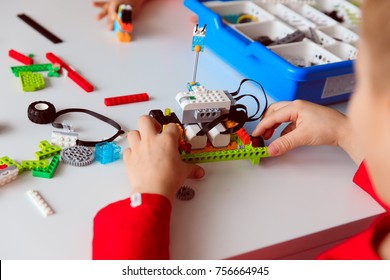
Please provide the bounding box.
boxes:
[93,0,145,30]
[252,100,363,164]
[123,115,205,202]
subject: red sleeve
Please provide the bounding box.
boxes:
[353,162,389,212]
[92,193,171,260]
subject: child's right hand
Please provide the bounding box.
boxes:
[252,100,363,164]
[93,0,146,30]
[123,115,205,202]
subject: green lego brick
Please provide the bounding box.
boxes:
[21,159,49,171]
[11,63,52,77]
[32,155,60,179]
[34,140,62,160]
[20,72,45,92]
[181,145,268,165]
[0,156,24,174]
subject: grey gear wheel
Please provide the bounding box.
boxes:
[61,145,94,166]
[176,185,195,201]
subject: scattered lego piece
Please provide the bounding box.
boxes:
[11,63,53,77]
[27,101,56,124]
[27,190,55,216]
[114,4,133,43]
[61,146,94,166]
[21,159,49,171]
[17,14,63,44]
[46,52,94,92]
[0,165,18,186]
[32,155,60,179]
[51,131,78,148]
[34,140,62,160]
[20,72,45,91]
[95,142,122,164]
[176,185,195,201]
[269,30,305,46]
[9,49,33,65]
[0,156,24,174]
[104,93,149,106]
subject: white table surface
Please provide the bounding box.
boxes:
[0,0,384,260]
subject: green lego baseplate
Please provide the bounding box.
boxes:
[11,63,53,77]
[20,71,45,91]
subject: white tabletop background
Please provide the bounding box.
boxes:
[0,0,384,259]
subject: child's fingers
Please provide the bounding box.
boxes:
[92,1,108,8]
[267,128,305,156]
[138,115,160,138]
[184,163,205,180]
[252,105,297,136]
[162,123,180,140]
[127,130,141,147]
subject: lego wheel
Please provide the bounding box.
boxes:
[28,101,56,124]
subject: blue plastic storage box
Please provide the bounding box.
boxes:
[184,0,361,105]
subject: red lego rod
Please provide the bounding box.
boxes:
[104,93,149,106]
[46,52,94,92]
[9,49,33,65]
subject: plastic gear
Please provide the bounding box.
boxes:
[176,185,195,201]
[61,145,94,166]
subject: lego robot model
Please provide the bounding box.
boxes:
[151,25,269,165]
[114,4,133,42]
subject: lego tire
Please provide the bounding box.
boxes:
[28,101,56,124]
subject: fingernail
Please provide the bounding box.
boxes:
[195,168,205,178]
[267,144,279,156]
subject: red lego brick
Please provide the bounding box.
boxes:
[236,127,251,145]
[9,49,33,65]
[104,93,149,106]
[46,52,94,92]
[0,164,8,170]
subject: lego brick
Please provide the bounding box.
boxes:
[176,89,232,111]
[11,63,52,77]
[51,131,78,148]
[46,52,94,92]
[17,14,63,44]
[181,145,268,165]
[95,142,122,164]
[0,165,18,186]
[27,190,55,216]
[34,140,62,160]
[32,155,60,179]
[235,127,251,145]
[184,124,207,150]
[20,72,45,91]
[206,123,231,148]
[0,156,24,174]
[104,93,149,106]
[9,49,33,65]
[192,24,206,52]
[21,160,49,171]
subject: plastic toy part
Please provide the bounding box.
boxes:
[61,146,95,166]
[0,156,24,174]
[11,63,53,77]
[0,165,18,186]
[176,186,195,201]
[32,155,60,179]
[20,72,45,91]
[95,142,122,164]
[27,190,55,216]
[21,160,49,171]
[9,49,33,65]
[46,52,94,92]
[17,14,63,44]
[235,127,251,145]
[114,4,133,43]
[104,93,149,106]
[51,131,78,148]
[34,140,62,160]
[27,101,56,124]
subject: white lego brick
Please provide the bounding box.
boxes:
[184,124,207,150]
[176,89,232,111]
[51,131,78,148]
[207,123,231,148]
[0,165,18,186]
[27,190,55,217]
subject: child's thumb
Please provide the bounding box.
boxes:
[185,164,205,179]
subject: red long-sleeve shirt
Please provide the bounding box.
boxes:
[92,163,390,260]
